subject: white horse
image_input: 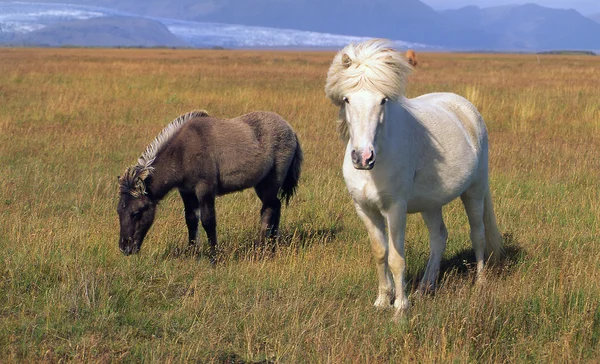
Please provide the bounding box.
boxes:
[325,39,503,315]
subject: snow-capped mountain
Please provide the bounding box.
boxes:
[0,2,436,49]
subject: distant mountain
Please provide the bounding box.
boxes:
[0,0,220,20]
[9,16,190,47]
[442,4,600,50]
[1,1,599,50]
[0,0,463,47]
[183,0,489,48]
[423,0,600,16]
[0,2,431,49]
[590,13,600,23]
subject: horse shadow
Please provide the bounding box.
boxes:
[277,222,341,249]
[161,226,524,289]
[161,223,341,263]
[217,351,274,364]
[407,231,525,291]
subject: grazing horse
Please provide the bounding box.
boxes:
[325,39,502,315]
[406,49,417,67]
[117,110,302,261]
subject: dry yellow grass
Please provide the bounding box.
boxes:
[0,48,599,362]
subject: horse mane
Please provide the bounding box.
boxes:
[118,164,153,198]
[119,109,209,197]
[139,109,209,167]
[324,39,412,141]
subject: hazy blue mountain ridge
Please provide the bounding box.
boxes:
[1,0,599,50]
[0,2,431,49]
[442,4,600,50]
[10,16,191,47]
[142,0,498,47]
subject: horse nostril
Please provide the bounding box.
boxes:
[351,150,359,164]
[366,150,375,165]
[361,149,375,166]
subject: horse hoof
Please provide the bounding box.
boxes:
[418,282,436,295]
[392,306,410,323]
[373,298,393,309]
[393,296,409,311]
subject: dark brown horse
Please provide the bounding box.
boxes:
[117,110,302,261]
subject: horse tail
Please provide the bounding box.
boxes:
[483,186,504,262]
[279,136,303,205]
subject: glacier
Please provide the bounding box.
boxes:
[0,1,437,49]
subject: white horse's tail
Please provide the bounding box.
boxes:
[484,187,504,262]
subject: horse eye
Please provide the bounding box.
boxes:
[381,97,388,105]
[343,96,349,104]
[131,211,141,219]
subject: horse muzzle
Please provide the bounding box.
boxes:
[119,237,140,256]
[351,148,376,170]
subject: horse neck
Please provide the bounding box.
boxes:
[379,99,412,148]
[145,153,179,201]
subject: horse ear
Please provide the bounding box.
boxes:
[342,53,352,68]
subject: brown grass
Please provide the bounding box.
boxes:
[0,48,599,362]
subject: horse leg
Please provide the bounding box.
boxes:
[384,201,409,313]
[179,190,200,247]
[461,190,486,278]
[420,208,448,292]
[355,203,393,308]
[260,198,281,240]
[254,181,282,242]
[197,190,217,264]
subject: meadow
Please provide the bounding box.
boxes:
[0,47,599,362]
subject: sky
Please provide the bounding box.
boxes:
[421,0,600,15]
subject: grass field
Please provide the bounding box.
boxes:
[1,47,599,362]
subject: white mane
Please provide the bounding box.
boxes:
[324,39,412,140]
[325,39,412,106]
[137,110,208,167]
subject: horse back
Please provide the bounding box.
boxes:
[234,111,297,144]
[408,92,487,153]
[175,112,297,195]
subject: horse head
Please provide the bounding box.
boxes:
[342,89,388,170]
[325,39,412,170]
[117,165,157,255]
